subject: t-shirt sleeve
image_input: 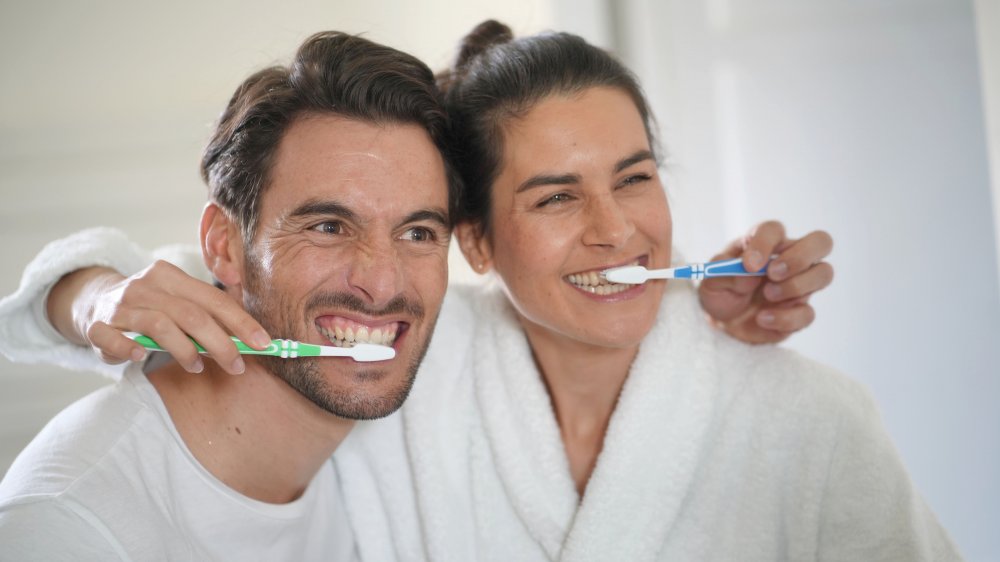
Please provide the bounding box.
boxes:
[0,499,127,561]
[817,384,963,561]
[0,227,206,380]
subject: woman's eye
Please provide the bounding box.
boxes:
[400,227,435,242]
[311,221,343,235]
[619,173,651,188]
[537,193,573,208]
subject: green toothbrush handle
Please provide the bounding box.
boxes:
[126,333,322,358]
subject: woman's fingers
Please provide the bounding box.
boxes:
[85,321,142,364]
[740,220,787,272]
[100,261,270,375]
[757,301,817,333]
[762,261,835,302]
[766,230,833,282]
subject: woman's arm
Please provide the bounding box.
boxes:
[0,228,158,378]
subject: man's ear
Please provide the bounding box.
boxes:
[200,203,244,288]
[455,221,493,275]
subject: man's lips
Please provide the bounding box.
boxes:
[314,315,407,347]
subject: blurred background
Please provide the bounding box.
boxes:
[1,0,998,558]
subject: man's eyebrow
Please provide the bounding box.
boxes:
[399,208,450,229]
[516,173,581,194]
[615,150,656,173]
[288,200,357,221]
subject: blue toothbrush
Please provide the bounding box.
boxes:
[602,257,771,284]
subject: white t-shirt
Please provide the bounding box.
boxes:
[0,365,357,561]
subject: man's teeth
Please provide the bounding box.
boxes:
[567,260,640,295]
[317,325,397,348]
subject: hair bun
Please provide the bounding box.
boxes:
[456,20,513,69]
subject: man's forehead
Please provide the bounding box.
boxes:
[263,114,450,218]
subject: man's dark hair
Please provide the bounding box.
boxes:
[201,31,460,243]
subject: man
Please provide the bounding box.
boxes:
[0,31,454,560]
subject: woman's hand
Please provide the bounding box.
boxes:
[698,221,834,344]
[47,261,271,374]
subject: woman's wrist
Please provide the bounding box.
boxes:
[46,266,124,346]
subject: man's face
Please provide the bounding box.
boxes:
[240,113,450,420]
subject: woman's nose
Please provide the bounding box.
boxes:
[581,195,635,249]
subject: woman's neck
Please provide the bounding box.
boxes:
[519,318,639,497]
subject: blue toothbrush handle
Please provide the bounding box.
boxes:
[695,257,770,279]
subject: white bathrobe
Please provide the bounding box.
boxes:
[335,281,959,562]
[0,228,960,561]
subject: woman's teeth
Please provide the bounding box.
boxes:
[317,324,398,348]
[566,261,639,295]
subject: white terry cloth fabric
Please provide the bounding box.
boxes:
[336,282,960,561]
[0,364,356,562]
[0,228,210,379]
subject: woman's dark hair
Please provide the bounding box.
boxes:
[202,31,461,243]
[438,20,658,233]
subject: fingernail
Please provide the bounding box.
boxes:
[769,260,788,280]
[131,348,146,362]
[759,311,776,326]
[190,359,204,374]
[231,357,245,375]
[251,330,271,349]
[764,283,782,301]
[746,250,764,271]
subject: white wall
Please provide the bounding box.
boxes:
[0,0,553,473]
[599,0,999,558]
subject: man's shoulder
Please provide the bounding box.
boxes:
[0,368,157,503]
[0,496,127,560]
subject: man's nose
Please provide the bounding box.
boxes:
[345,240,405,308]
[580,194,635,249]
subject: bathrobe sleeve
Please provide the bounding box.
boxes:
[818,384,962,561]
[0,228,207,380]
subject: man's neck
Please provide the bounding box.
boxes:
[146,358,354,504]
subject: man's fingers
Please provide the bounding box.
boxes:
[757,303,816,333]
[741,220,787,272]
[767,230,833,282]
[762,262,834,302]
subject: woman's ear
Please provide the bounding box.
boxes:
[455,221,493,275]
[200,203,244,288]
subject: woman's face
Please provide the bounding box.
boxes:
[461,86,672,350]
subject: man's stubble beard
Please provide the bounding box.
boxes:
[241,255,435,420]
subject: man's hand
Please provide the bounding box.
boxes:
[698,221,834,344]
[47,261,271,374]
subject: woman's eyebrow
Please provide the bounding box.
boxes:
[516,173,581,194]
[615,150,655,173]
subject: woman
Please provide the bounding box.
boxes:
[0,21,953,561]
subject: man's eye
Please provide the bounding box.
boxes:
[537,193,573,208]
[312,222,343,235]
[400,227,435,242]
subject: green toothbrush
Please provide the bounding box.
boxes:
[124,332,395,362]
